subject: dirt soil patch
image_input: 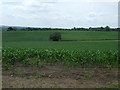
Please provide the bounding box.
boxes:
[2,64,119,88]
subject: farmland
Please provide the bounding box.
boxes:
[2,30,119,88]
[2,31,118,50]
[2,31,119,67]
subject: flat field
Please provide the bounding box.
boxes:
[2,31,119,51]
[2,31,119,88]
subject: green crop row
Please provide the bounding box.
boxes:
[2,48,119,67]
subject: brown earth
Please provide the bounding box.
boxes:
[2,64,119,88]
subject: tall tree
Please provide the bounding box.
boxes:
[105,26,110,31]
[7,27,14,31]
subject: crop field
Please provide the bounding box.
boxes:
[2,30,119,88]
[2,31,118,50]
[2,31,119,66]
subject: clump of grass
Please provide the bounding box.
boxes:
[15,70,27,75]
[84,73,94,79]
[2,47,119,68]
[52,84,61,88]
[104,83,119,88]
[29,74,43,79]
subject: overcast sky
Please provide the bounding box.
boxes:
[0,0,119,28]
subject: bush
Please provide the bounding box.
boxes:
[49,32,61,41]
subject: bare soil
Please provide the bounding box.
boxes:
[2,64,119,88]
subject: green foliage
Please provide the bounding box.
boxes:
[105,26,110,31]
[2,48,119,67]
[3,26,119,31]
[2,31,119,68]
[7,27,16,31]
[84,73,94,79]
[104,83,119,88]
[50,32,61,41]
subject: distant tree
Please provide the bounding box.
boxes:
[100,27,104,29]
[116,28,120,31]
[49,32,61,41]
[73,27,76,30]
[105,26,110,31]
[26,27,33,31]
[7,27,16,31]
[89,27,92,30]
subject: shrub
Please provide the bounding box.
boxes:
[49,32,61,41]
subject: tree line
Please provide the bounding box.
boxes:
[7,26,120,31]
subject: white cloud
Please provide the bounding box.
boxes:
[0,2,2,24]
[1,0,118,28]
[57,0,119,2]
[2,0,56,19]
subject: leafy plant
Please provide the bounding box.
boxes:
[2,48,119,67]
[84,73,94,79]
